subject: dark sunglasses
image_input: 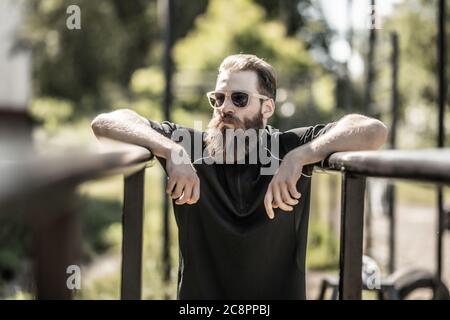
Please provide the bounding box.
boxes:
[206,90,270,108]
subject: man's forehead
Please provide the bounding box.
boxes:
[215,70,258,92]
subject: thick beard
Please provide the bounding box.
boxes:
[205,108,264,163]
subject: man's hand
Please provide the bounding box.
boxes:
[165,145,200,205]
[263,114,388,219]
[264,151,303,219]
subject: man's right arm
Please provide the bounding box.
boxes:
[91,108,200,205]
[91,108,178,160]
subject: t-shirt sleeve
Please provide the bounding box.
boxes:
[146,119,183,169]
[284,121,338,168]
[146,119,201,170]
[147,119,182,139]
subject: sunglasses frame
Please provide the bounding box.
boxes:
[206,90,271,109]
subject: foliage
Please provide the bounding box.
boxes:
[22,0,160,115]
[30,97,73,131]
[170,0,334,127]
[21,0,339,133]
[22,0,208,117]
[174,0,316,78]
[307,219,339,271]
[380,0,450,147]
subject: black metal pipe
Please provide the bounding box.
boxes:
[387,32,399,274]
[346,0,354,111]
[390,32,399,150]
[121,170,145,300]
[339,173,366,300]
[161,0,173,288]
[364,0,377,116]
[362,0,378,259]
[436,0,447,282]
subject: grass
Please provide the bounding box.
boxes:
[396,180,449,207]
[307,220,339,271]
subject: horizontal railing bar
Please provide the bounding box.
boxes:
[0,142,153,212]
[326,148,450,184]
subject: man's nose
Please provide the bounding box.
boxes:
[219,96,235,114]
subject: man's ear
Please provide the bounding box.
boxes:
[261,99,275,120]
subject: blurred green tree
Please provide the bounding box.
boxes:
[255,0,334,51]
[22,0,208,117]
[23,0,338,129]
[168,0,336,129]
[382,0,450,147]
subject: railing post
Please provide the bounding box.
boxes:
[339,172,366,300]
[121,169,145,300]
[31,191,80,299]
[436,0,447,283]
[161,0,174,291]
[387,32,399,274]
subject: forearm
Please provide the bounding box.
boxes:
[91,109,181,159]
[291,114,388,165]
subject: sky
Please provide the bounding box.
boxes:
[320,0,404,33]
[318,0,404,77]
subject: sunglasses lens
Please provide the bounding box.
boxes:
[231,92,249,108]
[209,92,225,108]
[208,95,216,107]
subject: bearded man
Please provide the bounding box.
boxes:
[91,54,388,299]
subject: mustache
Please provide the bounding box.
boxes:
[208,112,243,130]
[205,110,264,160]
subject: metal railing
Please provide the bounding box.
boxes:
[325,148,450,299]
[1,144,449,299]
[0,141,153,299]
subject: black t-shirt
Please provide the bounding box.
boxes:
[148,119,336,299]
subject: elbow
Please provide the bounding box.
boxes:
[91,113,109,137]
[367,119,389,150]
[341,114,389,149]
[91,108,134,136]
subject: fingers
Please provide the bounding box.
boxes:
[175,182,193,205]
[287,182,302,200]
[272,183,293,212]
[264,188,275,219]
[171,179,185,200]
[166,177,177,195]
[167,176,200,206]
[265,180,302,220]
[187,180,200,204]
[281,184,299,206]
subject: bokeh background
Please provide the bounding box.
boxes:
[0,0,449,299]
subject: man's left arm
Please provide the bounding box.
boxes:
[264,113,388,219]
